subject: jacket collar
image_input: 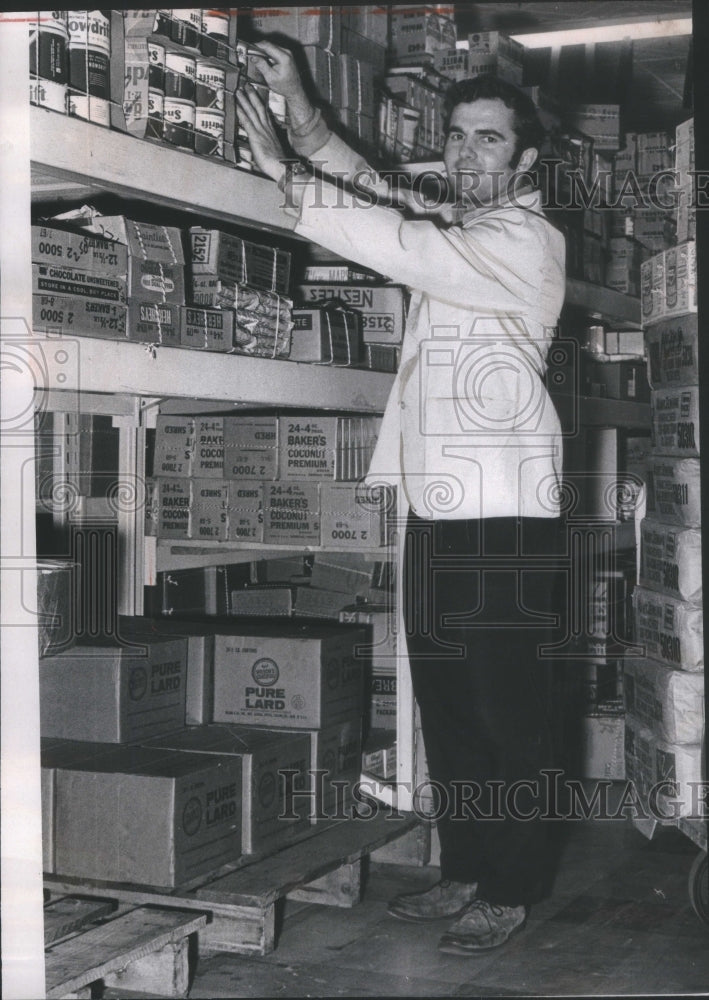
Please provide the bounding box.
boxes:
[452,184,542,227]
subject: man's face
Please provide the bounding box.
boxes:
[443,98,535,207]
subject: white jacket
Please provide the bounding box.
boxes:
[283,124,566,520]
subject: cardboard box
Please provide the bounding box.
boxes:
[297,284,406,345]
[370,672,397,729]
[651,457,701,527]
[231,585,298,617]
[320,482,386,549]
[342,6,389,47]
[40,635,188,742]
[144,724,310,853]
[277,415,339,482]
[293,586,354,620]
[580,709,625,780]
[54,745,242,886]
[153,415,195,477]
[631,587,703,673]
[223,416,279,481]
[466,31,525,85]
[41,738,120,873]
[193,417,224,478]
[623,656,704,745]
[651,386,700,457]
[157,478,191,539]
[645,313,699,389]
[663,242,696,319]
[251,6,340,51]
[227,481,264,544]
[212,621,366,729]
[190,479,229,542]
[289,307,362,366]
[263,481,321,545]
[180,306,235,352]
[583,359,649,402]
[190,227,291,295]
[158,565,239,618]
[566,104,621,151]
[32,292,127,339]
[300,719,363,820]
[625,714,704,818]
[32,225,129,274]
[391,10,457,62]
[362,728,397,781]
[340,27,387,72]
[120,616,217,726]
[639,518,702,603]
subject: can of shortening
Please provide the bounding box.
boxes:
[148,41,165,93]
[195,60,225,111]
[195,107,225,158]
[165,51,196,102]
[66,9,111,127]
[201,8,231,58]
[29,11,69,113]
[146,88,164,140]
[170,8,201,49]
[163,96,195,149]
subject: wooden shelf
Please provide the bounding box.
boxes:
[154,537,391,573]
[38,336,393,411]
[30,108,300,240]
[564,278,642,329]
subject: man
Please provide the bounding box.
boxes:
[237,41,567,955]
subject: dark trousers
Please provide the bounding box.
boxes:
[404,510,565,907]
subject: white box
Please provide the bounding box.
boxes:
[625,715,705,819]
[277,415,339,481]
[632,586,703,672]
[320,482,386,549]
[651,458,701,527]
[645,313,698,388]
[623,656,704,744]
[581,711,625,780]
[639,519,702,603]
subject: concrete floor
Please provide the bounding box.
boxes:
[188,814,708,998]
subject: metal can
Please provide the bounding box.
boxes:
[29,11,68,113]
[165,52,196,102]
[146,88,164,140]
[195,107,225,158]
[67,9,111,127]
[200,8,231,58]
[148,41,165,93]
[170,8,201,50]
[195,60,225,111]
[163,96,195,149]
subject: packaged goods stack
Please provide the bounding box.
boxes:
[123,9,245,164]
[297,281,407,374]
[188,225,294,357]
[625,117,704,827]
[152,412,386,550]
[31,214,186,345]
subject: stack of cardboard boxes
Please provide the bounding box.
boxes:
[625,117,704,827]
[39,611,371,886]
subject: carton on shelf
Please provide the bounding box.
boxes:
[212,621,366,729]
[639,518,702,603]
[227,481,264,544]
[277,415,339,482]
[189,479,229,543]
[370,672,397,729]
[624,714,705,819]
[32,225,129,274]
[263,481,321,546]
[650,457,701,527]
[54,745,242,886]
[320,482,387,549]
[650,385,700,458]
[223,415,279,482]
[623,656,704,744]
[466,31,525,85]
[144,724,310,853]
[157,478,191,539]
[40,636,188,742]
[180,306,236,352]
[580,706,625,780]
[645,313,699,389]
[297,284,407,345]
[631,586,703,673]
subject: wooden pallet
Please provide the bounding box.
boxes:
[45,811,418,956]
[44,906,207,999]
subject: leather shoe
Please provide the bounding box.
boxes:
[438,899,527,954]
[387,879,478,922]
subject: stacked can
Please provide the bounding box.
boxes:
[163,50,196,149]
[29,11,69,113]
[168,9,202,50]
[195,60,226,157]
[201,8,231,59]
[146,39,165,139]
[66,9,111,127]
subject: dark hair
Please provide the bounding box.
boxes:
[443,75,545,169]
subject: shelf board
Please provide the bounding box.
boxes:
[39,336,394,410]
[156,538,390,572]
[553,391,651,430]
[564,278,641,328]
[30,108,300,239]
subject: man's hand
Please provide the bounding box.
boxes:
[248,40,314,130]
[236,85,287,184]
